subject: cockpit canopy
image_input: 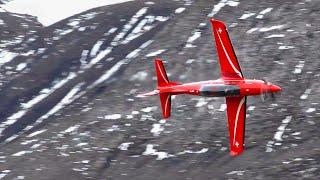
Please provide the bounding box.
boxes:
[199,84,240,97]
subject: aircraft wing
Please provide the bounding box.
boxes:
[210,19,243,79]
[225,96,246,156]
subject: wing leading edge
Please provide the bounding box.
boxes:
[210,19,243,79]
[226,96,247,156]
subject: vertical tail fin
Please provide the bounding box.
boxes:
[155,58,171,118]
[155,58,169,87]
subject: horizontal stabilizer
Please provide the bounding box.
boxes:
[159,92,171,118]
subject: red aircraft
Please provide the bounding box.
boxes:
[139,19,282,156]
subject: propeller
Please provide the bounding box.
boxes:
[260,77,276,102]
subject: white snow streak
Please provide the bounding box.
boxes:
[63,124,80,134]
[306,108,315,113]
[264,34,285,38]
[151,120,166,136]
[88,40,153,89]
[195,98,208,107]
[142,144,174,160]
[35,83,84,122]
[218,104,227,111]
[0,50,18,68]
[12,150,32,157]
[279,46,295,50]
[239,12,255,20]
[145,49,166,57]
[0,73,76,135]
[26,129,47,138]
[177,148,209,155]
[300,89,311,100]
[185,31,201,48]
[256,8,273,19]
[208,0,239,17]
[0,170,11,179]
[90,40,104,57]
[246,28,259,34]
[111,7,148,46]
[247,25,284,34]
[175,7,186,14]
[104,114,122,120]
[259,25,284,32]
[292,61,304,74]
[16,63,27,71]
[118,142,134,151]
[274,116,292,141]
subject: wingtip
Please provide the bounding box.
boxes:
[230,150,243,157]
[210,18,226,28]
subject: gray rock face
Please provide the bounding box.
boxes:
[0,0,319,179]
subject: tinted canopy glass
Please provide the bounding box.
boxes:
[199,84,240,97]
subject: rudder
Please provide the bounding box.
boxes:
[155,58,169,87]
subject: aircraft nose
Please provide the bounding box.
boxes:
[270,84,281,92]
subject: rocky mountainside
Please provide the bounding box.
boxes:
[0,0,319,179]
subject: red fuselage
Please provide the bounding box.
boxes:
[158,79,281,97]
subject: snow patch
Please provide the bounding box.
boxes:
[142,144,173,160]
[300,89,311,100]
[246,28,259,34]
[218,104,227,111]
[248,106,255,111]
[16,62,27,71]
[185,31,201,48]
[130,71,148,81]
[195,98,208,107]
[226,170,245,175]
[140,106,157,113]
[111,7,148,46]
[274,116,292,141]
[292,61,304,74]
[0,50,18,68]
[151,122,165,136]
[64,125,80,134]
[0,73,77,135]
[256,8,273,19]
[27,129,47,138]
[12,150,32,157]
[177,148,208,155]
[239,12,255,19]
[208,0,239,17]
[279,46,295,50]
[118,142,134,151]
[36,82,84,122]
[104,114,122,120]
[88,40,153,89]
[264,34,285,38]
[175,7,186,14]
[90,40,104,57]
[306,108,315,113]
[145,49,166,57]
[259,25,284,32]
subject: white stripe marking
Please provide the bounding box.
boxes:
[157,63,168,83]
[232,97,245,146]
[216,30,242,78]
[164,94,170,116]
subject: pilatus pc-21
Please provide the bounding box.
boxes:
[139,19,282,156]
